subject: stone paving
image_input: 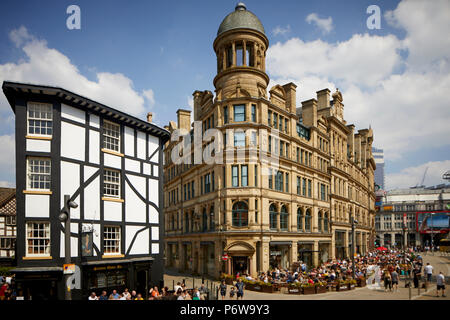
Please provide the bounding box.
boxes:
[163,252,450,300]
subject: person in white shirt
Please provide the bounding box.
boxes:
[424,263,433,282]
[436,272,446,297]
[88,292,98,300]
[174,282,182,293]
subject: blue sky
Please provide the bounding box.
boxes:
[0,0,449,190]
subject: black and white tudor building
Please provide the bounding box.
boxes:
[3,81,170,300]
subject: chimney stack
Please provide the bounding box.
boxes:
[147,112,153,123]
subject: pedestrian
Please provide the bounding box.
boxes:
[88,292,98,300]
[177,290,185,300]
[229,286,236,299]
[424,263,433,283]
[135,293,144,300]
[122,288,131,300]
[413,266,421,288]
[235,278,245,300]
[436,271,446,297]
[391,269,399,292]
[383,269,392,292]
[192,287,200,300]
[174,281,182,292]
[219,280,227,300]
[150,286,160,299]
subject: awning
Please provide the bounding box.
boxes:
[10,267,63,273]
[269,241,292,246]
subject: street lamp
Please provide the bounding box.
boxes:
[351,217,358,279]
[59,194,78,300]
[430,212,435,254]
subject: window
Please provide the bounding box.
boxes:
[279,116,283,131]
[280,206,288,231]
[192,181,195,198]
[27,102,53,136]
[210,206,215,231]
[269,204,277,230]
[202,208,208,232]
[268,136,272,152]
[285,173,289,193]
[204,173,211,193]
[232,165,239,187]
[26,222,50,256]
[305,209,311,232]
[232,201,248,227]
[250,131,257,146]
[285,118,288,133]
[318,212,323,232]
[251,104,256,122]
[255,199,258,223]
[254,165,258,187]
[308,180,312,197]
[297,208,303,231]
[27,157,51,191]
[297,177,301,195]
[234,132,245,147]
[104,169,120,198]
[224,106,228,124]
[268,111,272,126]
[241,165,248,187]
[268,168,273,189]
[234,105,246,122]
[103,121,121,153]
[302,178,307,196]
[273,113,278,129]
[226,46,233,67]
[324,213,329,232]
[103,226,121,254]
[236,43,244,66]
[320,184,326,201]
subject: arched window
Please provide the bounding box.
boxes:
[202,208,208,232]
[232,202,248,227]
[305,209,311,232]
[185,212,189,233]
[323,212,329,233]
[269,204,278,230]
[210,205,215,231]
[280,205,288,231]
[318,211,323,233]
[297,208,303,231]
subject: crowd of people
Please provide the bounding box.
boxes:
[228,247,446,297]
[0,275,16,301]
[87,282,211,300]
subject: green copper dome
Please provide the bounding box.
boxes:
[217,3,265,36]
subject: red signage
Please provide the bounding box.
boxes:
[221,254,228,261]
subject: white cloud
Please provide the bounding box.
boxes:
[305,13,334,34]
[0,135,15,186]
[272,25,291,37]
[266,0,450,161]
[0,181,15,188]
[0,26,156,118]
[386,160,450,190]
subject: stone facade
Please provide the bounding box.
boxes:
[163,4,376,278]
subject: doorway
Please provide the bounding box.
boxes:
[232,256,248,276]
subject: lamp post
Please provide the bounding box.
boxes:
[431,212,435,255]
[351,217,358,279]
[59,194,78,300]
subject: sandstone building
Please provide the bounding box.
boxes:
[163,3,376,278]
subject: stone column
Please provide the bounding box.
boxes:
[262,240,270,272]
[250,252,257,277]
[313,241,319,267]
[214,240,223,278]
[291,241,298,265]
[243,40,247,66]
[232,42,236,66]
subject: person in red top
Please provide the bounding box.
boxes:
[150,286,160,299]
[0,283,8,301]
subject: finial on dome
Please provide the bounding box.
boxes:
[235,2,246,11]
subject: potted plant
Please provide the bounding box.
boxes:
[252,281,264,292]
[336,280,347,291]
[315,281,327,294]
[220,273,234,285]
[302,282,316,295]
[348,279,357,290]
[288,282,302,294]
[262,282,274,293]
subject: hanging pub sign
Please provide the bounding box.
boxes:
[81,231,93,257]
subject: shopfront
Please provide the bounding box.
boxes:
[318,241,331,264]
[335,231,346,259]
[201,242,215,275]
[182,242,193,271]
[12,267,62,300]
[269,241,291,269]
[297,242,313,269]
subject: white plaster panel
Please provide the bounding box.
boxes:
[127,174,146,198]
[125,184,146,223]
[104,153,122,169]
[90,114,100,128]
[61,121,85,161]
[104,200,122,222]
[84,166,98,183]
[153,165,158,177]
[26,139,51,153]
[148,178,159,207]
[143,163,151,176]
[124,126,135,157]
[149,206,159,224]
[60,161,80,219]
[61,103,85,124]
[125,158,140,173]
[137,131,146,160]
[151,226,159,240]
[151,243,159,254]
[92,223,101,256]
[126,226,149,255]
[60,232,79,258]
[89,130,100,165]
[148,135,159,161]
[84,176,100,220]
[25,194,50,218]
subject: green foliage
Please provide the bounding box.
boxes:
[0,267,14,276]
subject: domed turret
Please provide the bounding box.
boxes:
[213,3,269,100]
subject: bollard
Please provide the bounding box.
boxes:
[409,285,412,300]
[193,277,195,289]
[202,276,205,284]
[173,280,175,291]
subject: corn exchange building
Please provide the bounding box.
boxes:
[163,3,376,278]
